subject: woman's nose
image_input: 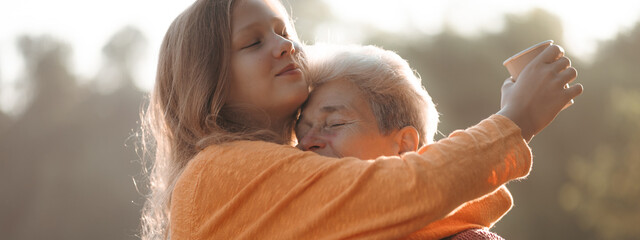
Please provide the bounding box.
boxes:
[299,131,326,152]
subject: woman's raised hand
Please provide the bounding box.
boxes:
[498,44,583,142]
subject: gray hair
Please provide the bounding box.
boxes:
[304,43,439,146]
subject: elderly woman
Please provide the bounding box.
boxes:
[296,44,512,239]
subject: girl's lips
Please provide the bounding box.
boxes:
[276,63,301,76]
[277,68,302,76]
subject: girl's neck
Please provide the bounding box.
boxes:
[264,114,296,145]
[220,105,297,145]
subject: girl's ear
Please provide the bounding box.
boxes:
[394,126,419,155]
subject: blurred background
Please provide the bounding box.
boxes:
[1,0,638,239]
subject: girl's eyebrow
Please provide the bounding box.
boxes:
[232,23,260,41]
[233,17,287,41]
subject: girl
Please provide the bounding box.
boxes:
[140,0,583,239]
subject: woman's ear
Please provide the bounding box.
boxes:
[394,126,419,154]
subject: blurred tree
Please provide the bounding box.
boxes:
[0,35,78,240]
[94,26,147,94]
[0,27,146,240]
[495,9,565,54]
[285,0,335,43]
[0,108,8,133]
[0,79,9,134]
[559,22,640,240]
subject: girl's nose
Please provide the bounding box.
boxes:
[273,36,295,58]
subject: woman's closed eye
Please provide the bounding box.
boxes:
[329,123,345,127]
[326,121,351,129]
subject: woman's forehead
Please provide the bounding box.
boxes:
[303,80,373,119]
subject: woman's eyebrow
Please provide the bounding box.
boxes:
[297,104,351,125]
[320,105,348,113]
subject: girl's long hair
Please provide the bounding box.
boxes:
[138,0,302,239]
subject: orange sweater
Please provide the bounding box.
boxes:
[405,185,512,239]
[170,115,531,239]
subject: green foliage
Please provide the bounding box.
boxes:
[556,22,640,240]
[0,34,145,240]
[560,83,640,240]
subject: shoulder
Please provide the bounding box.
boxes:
[204,140,299,155]
[177,140,371,191]
[192,140,306,167]
[173,140,307,205]
[179,140,312,183]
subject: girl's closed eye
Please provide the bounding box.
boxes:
[280,28,289,38]
[242,40,261,49]
[275,20,290,38]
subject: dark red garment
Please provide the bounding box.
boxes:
[445,229,505,240]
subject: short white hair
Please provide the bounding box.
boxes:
[304,43,439,146]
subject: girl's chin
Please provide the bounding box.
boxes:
[289,84,310,105]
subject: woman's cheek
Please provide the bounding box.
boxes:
[327,130,361,158]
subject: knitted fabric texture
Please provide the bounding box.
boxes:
[170,115,531,239]
[445,228,505,240]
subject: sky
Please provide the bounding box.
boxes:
[1,0,639,114]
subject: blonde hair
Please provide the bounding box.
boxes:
[139,0,302,239]
[304,44,439,146]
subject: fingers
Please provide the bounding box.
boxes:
[552,56,571,72]
[559,83,582,111]
[562,99,574,111]
[564,83,584,101]
[500,77,514,108]
[557,66,578,85]
[503,77,515,87]
[538,44,565,63]
[551,56,574,88]
[502,77,515,90]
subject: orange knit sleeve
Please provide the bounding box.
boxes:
[170,114,531,240]
[405,186,513,240]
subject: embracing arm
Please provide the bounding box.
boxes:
[170,115,530,240]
